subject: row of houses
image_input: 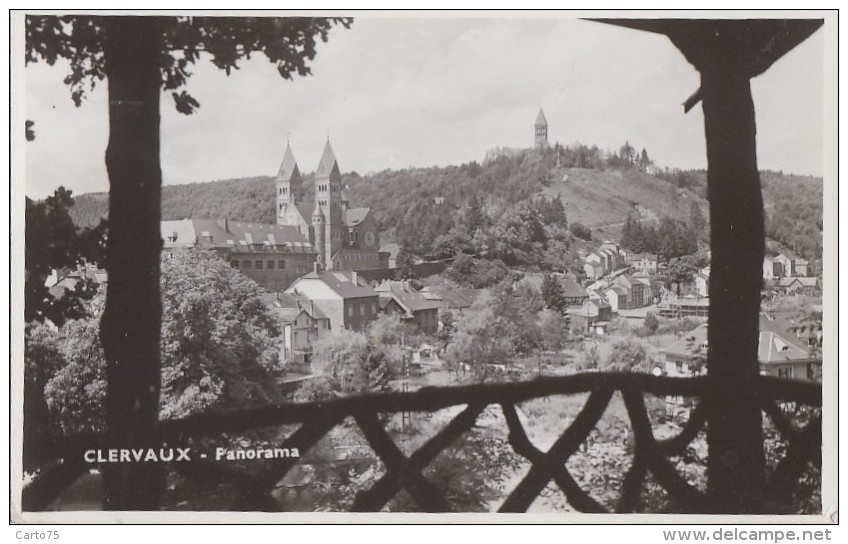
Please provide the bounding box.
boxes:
[545,272,656,334]
[583,241,629,280]
[585,273,656,311]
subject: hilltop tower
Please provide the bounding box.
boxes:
[315,139,344,268]
[276,141,303,221]
[534,108,548,150]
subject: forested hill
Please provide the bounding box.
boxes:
[66,145,823,260]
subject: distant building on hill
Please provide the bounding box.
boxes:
[534,108,549,150]
[161,218,316,292]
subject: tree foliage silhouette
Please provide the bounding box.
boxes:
[25,14,351,510]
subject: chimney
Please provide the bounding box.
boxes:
[351,271,358,285]
[313,261,321,274]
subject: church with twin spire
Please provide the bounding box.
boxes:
[275,139,388,271]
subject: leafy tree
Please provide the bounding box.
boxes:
[25,188,107,326]
[690,201,706,232]
[367,312,418,348]
[539,309,570,352]
[464,194,487,234]
[660,256,700,295]
[436,309,456,347]
[306,329,399,397]
[444,293,511,380]
[26,250,284,437]
[540,274,567,314]
[394,245,417,280]
[644,311,660,334]
[26,14,351,509]
[603,338,650,373]
[638,148,651,171]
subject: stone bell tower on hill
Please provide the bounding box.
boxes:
[534,108,549,150]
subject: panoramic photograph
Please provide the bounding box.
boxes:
[13,12,833,520]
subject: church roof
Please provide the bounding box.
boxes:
[535,108,548,126]
[345,207,370,226]
[316,139,338,178]
[293,202,312,224]
[277,141,300,181]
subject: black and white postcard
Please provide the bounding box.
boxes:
[9,10,838,524]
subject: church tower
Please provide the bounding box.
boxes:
[534,108,548,150]
[276,141,302,224]
[314,139,344,268]
[312,202,325,269]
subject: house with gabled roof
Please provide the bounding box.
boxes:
[264,292,331,370]
[584,259,604,281]
[661,321,821,382]
[631,253,659,275]
[375,281,441,334]
[285,265,380,331]
[604,284,630,312]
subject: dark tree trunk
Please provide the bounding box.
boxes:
[100,17,165,510]
[700,67,766,512]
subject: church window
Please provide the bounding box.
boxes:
[778,367,793,379]
[278,260,286,269]
[255,260,264,270]
[267,260,275,269]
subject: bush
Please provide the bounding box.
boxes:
[570,222,592,241]
[602,338,650,373]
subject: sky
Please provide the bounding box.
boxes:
[23,16,826,199]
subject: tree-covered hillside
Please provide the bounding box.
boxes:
[64,145,823,260]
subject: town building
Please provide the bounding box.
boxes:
[264,292,331,370]
[161,219,317,292]
[694,267,710,298]
[583,260,605,281]
[777,276,820,295]
[285,266,380,332]
[419,284,478,314]
[763,255,781,280]
[631,253,658,276]
[661,320,821,382]
[276,140,389,271]
[604,284,629,312]
[559,277,589,307]
[375,281,441,335]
